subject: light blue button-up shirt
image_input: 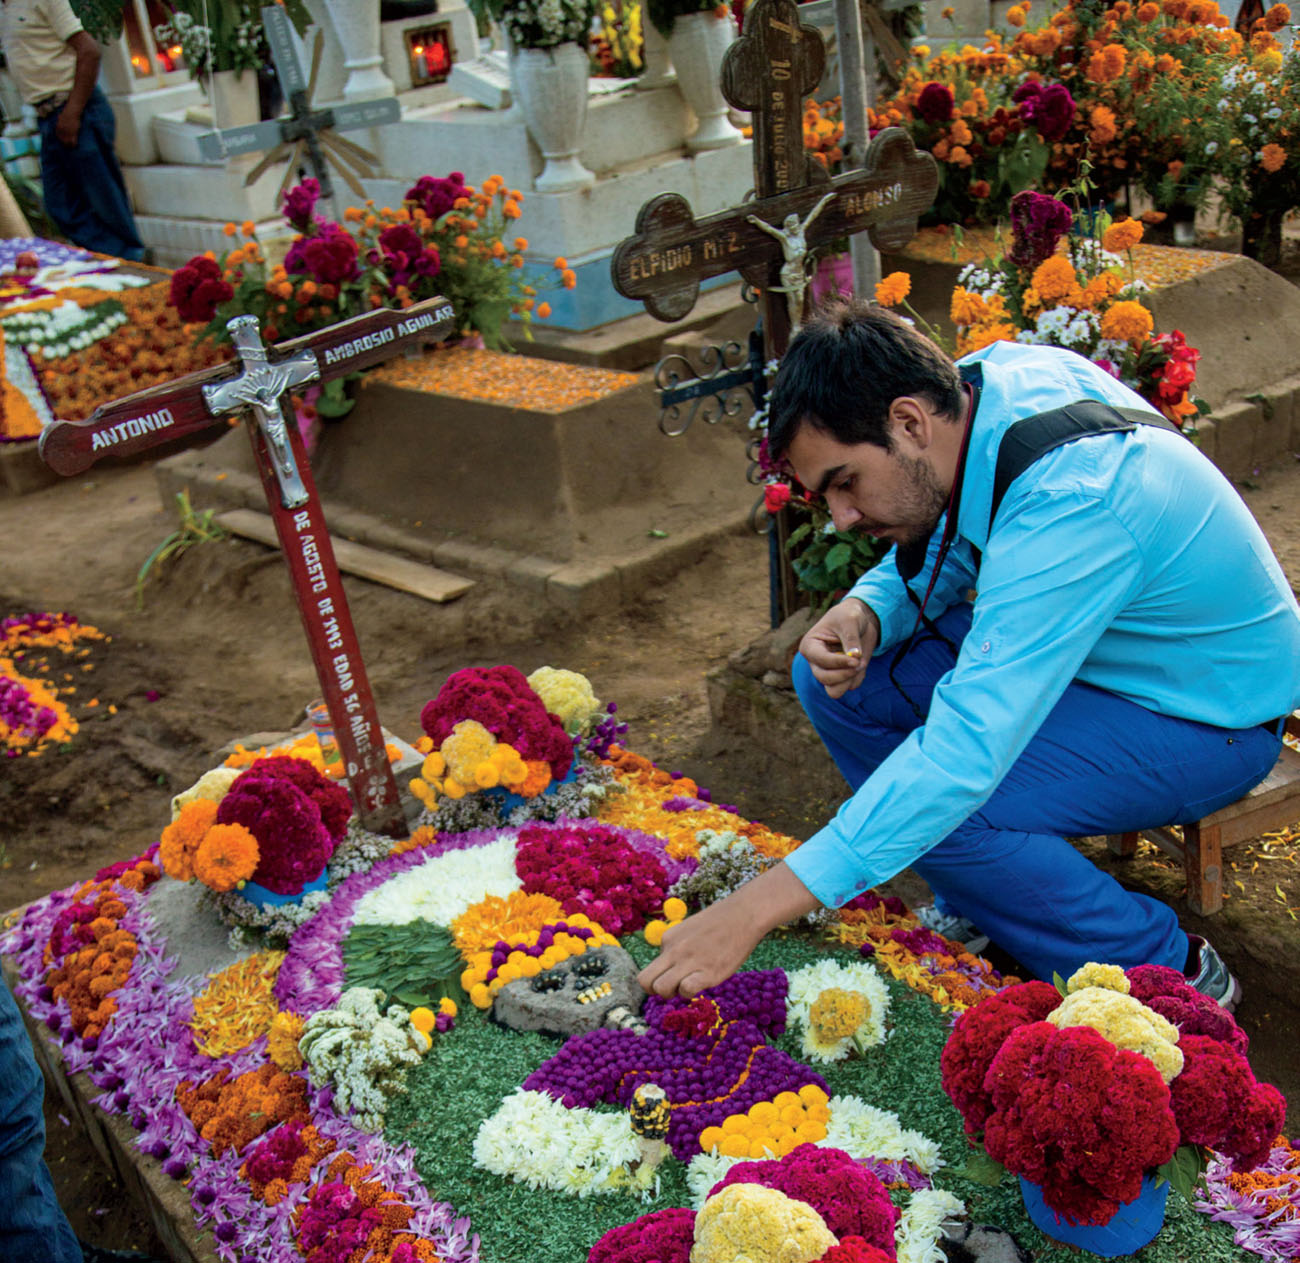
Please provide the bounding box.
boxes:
[784,341,1300,907]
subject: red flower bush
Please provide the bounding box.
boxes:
[588,1207,695,1263]
[942,962,1287,1227]
[244,755,352,843]
[939,980,1060,1133]
[514,822,668,935]
[283,222,360,286]
[420,665,573,779]
[981,1022,1179,1225]
[216,760,339,894]
[170,257,234,324]
[708,1144,898,1252]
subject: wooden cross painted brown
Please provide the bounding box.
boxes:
[611,0,937,356]
[39,297,457,836]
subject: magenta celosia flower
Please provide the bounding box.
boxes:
[284,222,360,286]
[376,222,441,294]
[709,1144,898,1250]
[215,775,333,894]
[1013,80,1075,142]
[588,1207,696,1263]
[916,81,954,124]
[282,178,321,232]
[169,255,233,324]
[237,756,352,843]
[405,172,466,222]
[1007,190,1075,269]
[420,665,574,778]
[1125,963,1248,1053]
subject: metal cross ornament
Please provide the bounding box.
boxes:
[40,298,457,835]
[198,6,401,217]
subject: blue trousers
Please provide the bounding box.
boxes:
[793,603,1281,981]
[0,976,82,1263]
[38,86,144,262]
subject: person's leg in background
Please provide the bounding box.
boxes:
[0,974,83,1263]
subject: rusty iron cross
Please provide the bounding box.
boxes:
[40,298,457,835]
[611,0,937,357]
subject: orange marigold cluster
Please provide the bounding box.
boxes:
[37,282,230,422]
[45,914,137,1040]
[175,1063,312,1156]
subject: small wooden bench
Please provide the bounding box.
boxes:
[1106,715,1300,915]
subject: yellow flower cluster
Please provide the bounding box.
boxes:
[408,997,457,1050]
[409,718,545,811]
[693,1183,836,1263]
[1066,961,1131,993]
[698,1085,832,1159]
[642,896,688,947]
[458,912,618,1010]
[526,666,602,735]
[1047,985,1184,1081]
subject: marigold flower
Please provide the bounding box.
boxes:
[1260,142,1286,172]
[241,220,256,237]
[193,823,260,892]
[874,272,911,307]
[537,301,552,319]
[223,222,237,236]
[1030,254,1079,303]
[1089,104,1118,144]
[949,287,987,326]
[1100,299,1154,343]
[1006,3,1027,23]
[503,199,522,219]
[1263,0,1290,25]
[1101,217,1143,252]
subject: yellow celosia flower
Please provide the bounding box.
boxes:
[440,720,497,785]
[1066,961,1130,994]
[693,1184,837,1263]
[528,666,603,735]
[266,1009,305,1071]
[1047,986,1184,1082]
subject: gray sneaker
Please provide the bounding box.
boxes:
[913,903,991,955]
[1186,934,1242,1011]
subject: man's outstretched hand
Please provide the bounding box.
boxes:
[799,597,881,698]
[637,862,822,999]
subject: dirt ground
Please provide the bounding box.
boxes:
[3,442,1300,1258]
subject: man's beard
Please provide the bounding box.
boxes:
[887,452,954,581]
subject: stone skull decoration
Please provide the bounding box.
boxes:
[492,944,646,1038]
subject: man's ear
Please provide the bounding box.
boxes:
[888,396,933,454]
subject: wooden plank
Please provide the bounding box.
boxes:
[216,509,474,604]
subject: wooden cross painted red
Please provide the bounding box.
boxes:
[40,297,457,836]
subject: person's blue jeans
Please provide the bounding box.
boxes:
[793,603,1281,981]
[0,975,82,1263]
[38,86,144,262]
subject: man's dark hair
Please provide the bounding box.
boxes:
[767,298,964,460]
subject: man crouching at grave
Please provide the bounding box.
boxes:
[639,297,1300,1010]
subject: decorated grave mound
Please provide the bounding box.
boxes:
[3,662,1297,1263]
[0,239,227,443]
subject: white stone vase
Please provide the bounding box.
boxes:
[510,42,596,193]
[667,10,742,151]
[207,68,259,131]
[636,20,676,90]
[319,0,396,101]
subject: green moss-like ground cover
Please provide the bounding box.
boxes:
[383,931,1247,1263]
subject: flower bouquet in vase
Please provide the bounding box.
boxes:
[159,754,353,907]
[940,962,1285,1255]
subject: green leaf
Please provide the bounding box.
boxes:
[1155,1144,1205,1202]
[1052,971,1068,997]
[954,1150,1008,1186]
[647,528,669,539]
[999,132,1050,198]
[316,376,357,419]
[785,522,813,548]
[823,541,853,572]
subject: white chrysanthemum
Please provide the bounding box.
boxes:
[352,835,520,926]
[785,958,890,1061]
[474,1090,640,1195]
[685,1150,746,1208]
[823,1095,944,1174]
[896,1189,965,1263]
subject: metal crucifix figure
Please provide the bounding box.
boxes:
[745,190,836,336]
[40,298,457,835]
